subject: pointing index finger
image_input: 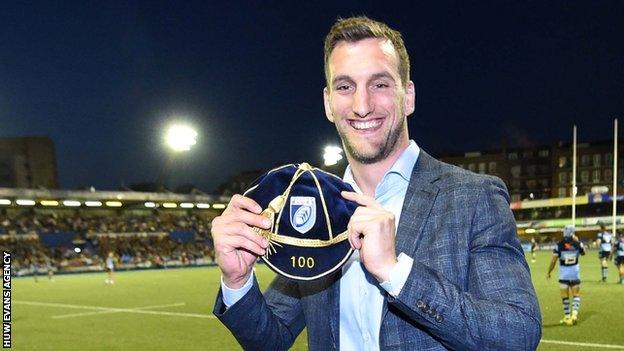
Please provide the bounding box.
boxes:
[341,191,380,208]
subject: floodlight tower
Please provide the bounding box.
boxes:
[322,145,345,175]
[157,124,197,192]
[165,124,198,152]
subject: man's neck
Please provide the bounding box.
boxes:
[347,141,410,197]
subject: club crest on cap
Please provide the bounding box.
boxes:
[290,197,316,234]
[244,163,358,281]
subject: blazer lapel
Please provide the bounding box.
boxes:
[381,150,443,331]
[394,150,442,260]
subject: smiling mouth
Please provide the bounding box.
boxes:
[349,119,383,131]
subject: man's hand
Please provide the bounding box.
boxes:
[341,191,397,282]
[211,194,270,289]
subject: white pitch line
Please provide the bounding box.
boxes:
[15,300,215,319]
[541,339,624,349]
[51,302,186,319]
[14,300,624,348]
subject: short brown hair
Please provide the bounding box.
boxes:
[324,16,410,88]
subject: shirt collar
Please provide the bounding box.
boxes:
[343,140,420,190]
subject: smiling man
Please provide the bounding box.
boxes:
[212,16,541,350]
[325,40,412,165]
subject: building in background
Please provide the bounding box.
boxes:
[0,137,58,189]
[439,139,622,202]
[552,140,616,199]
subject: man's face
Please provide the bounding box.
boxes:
[323,38,415,164]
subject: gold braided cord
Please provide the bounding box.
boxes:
[255,228,349,248]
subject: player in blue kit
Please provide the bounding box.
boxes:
[596,223,614,282]
[614,233,624,284]
[547,225,585,326]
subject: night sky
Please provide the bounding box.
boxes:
[1,1,623,193]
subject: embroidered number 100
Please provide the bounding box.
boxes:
[290,256,315,268]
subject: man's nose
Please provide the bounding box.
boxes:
[352,88,373,118]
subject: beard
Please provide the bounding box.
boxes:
[338,116,407,165]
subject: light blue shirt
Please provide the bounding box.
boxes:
[221,141,420,350]
[339,140,418,351]
[598,231,613,252]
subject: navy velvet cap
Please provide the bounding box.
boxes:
[244,163,357,281]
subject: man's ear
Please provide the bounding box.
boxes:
[323,87,334,123]
[404,81,416,116]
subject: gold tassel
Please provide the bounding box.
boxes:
[253,195,286,257]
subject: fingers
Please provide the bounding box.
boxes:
[228,207,272,229]
[219,230,266,256]
[212,194,273,256]
[346,203,395,251]
[213,219,268,249]
[212,194,273,283]
[225,194,263,215]
[347,220,364,250]
[219,194,271,230]
[341,191,383,209]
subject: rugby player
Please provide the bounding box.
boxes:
[595,223,614,283]
[547,225,585,326]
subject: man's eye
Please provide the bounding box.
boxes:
[336,85,351,91]
[373,83,389,89]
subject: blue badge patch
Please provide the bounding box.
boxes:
[290,196,316,234]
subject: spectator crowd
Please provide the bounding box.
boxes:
[0,209,216,275]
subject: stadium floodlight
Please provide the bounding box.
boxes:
[212,203,226,209]
[105,201,123,207]
[0,199,11,206]
[165,124,197,152]
[157,123,198,191]
[323,145,343,166]
[162,202,177,208]
[63,200,81,207]
[196,203,210,209]
[74,247,81,253]
[40,200,59,207]
[16,199,36,206]
[180,202,194,209]
[85,201,103,207]
[144,202,157,208]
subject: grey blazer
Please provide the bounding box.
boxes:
[213,151,542,350]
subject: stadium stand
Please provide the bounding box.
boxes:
[1,209,217,276]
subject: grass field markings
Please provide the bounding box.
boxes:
[15,300,216,319]
[51,302,186,319]
[541,339,624,349]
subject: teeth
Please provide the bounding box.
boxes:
[351,120,382,130]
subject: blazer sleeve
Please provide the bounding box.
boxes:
[213,275,306,350]
[387,177,542,350]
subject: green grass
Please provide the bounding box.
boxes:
[11,251,624,350]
